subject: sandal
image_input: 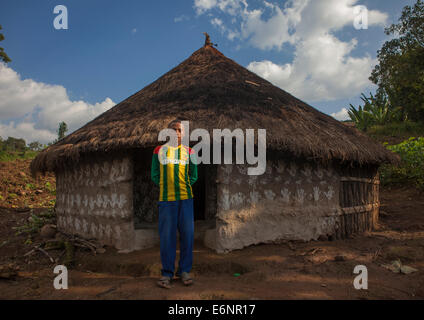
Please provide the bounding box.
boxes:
[157,276,172,289]
[181,272,194,286]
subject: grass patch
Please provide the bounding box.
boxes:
[0,150,38,162]
[368,121,424,140]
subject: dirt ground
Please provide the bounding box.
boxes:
[0,183,423,300]
[0,160,56,209]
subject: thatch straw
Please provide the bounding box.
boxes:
[30,44,399,178]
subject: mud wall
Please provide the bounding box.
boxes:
[211,159,342,252]
[55,152,135,250]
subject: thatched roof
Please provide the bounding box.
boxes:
[30,41,399,177]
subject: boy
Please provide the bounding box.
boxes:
[151,119,198,289]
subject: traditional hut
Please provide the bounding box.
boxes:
[30,36,399,253]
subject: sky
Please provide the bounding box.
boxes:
[0,0,415,145]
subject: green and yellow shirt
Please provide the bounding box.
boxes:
[151,144,198,201]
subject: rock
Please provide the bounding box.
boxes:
[400,265,418,274]
[40,224,57,238]
[382,260,402,273]
[381,259,419,274]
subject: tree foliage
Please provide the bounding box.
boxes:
[28,141,43,151]
[370,0,424,122]
[0,24,11,63]
[0,136,26,151]
[57,121,68,141]
[48,121,68,146]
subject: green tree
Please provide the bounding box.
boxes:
[57,121,68,141]
[0,24,11,63]
[49,121,68,145]
[370,0,424,122]
[2,137,26,151]
[28,141,43,151]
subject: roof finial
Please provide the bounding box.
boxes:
[203,32,218,47]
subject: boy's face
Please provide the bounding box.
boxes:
[171,122,184,145]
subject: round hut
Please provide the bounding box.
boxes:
[30,37,399,253]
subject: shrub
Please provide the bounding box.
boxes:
[379,137,424,189]
[13,209,55,235]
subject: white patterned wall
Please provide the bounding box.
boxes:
[55,154,134,249]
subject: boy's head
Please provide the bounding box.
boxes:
[167,119,185,146]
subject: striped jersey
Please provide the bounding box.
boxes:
[151,144,198,201]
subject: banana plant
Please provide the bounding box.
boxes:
[348,92,402,131]
[348,102,373,131]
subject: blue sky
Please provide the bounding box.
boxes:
[0,0,415,144]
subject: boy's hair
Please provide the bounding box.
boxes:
[167,118,184,128]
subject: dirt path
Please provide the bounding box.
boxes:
[0,185,423,300]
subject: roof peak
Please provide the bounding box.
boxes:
[202,32,218,48]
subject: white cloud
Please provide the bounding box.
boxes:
[211,17,223,26]
[331,107,350,121]
[193,0,388,102]
[132,28,137,34]
[174,14,190,23]
[248,34,377,101]
[211,17,226,34]
[0,63,115,145]
[292,0,387,39]
[0,121,56,144]
[194,0,247,15]
[194,0,218,15]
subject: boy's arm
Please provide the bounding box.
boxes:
[189,149,198,185]
[151,147,160,186]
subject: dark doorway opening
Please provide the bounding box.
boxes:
[192,164,206,221]
[192,163,217,222]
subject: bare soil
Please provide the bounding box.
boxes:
[0,159,423,300]
[0,159,56,209]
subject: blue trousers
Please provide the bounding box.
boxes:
[158,198,194,278]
